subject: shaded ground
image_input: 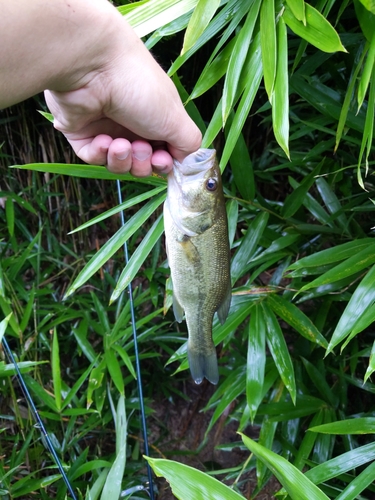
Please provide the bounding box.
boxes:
[148,380,280,499]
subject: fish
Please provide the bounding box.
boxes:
[163,148,231,385]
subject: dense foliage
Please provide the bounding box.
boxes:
[1,0,375,499]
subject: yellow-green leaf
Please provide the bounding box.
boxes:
[182,0,220,54]
[283,4,347,53]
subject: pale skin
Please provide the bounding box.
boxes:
[0,0,202,177]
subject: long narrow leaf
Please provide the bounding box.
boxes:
[241,433,330,500]
[182,0,220,54]
[64,192,165,298]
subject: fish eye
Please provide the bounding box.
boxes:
[206,178,217,191]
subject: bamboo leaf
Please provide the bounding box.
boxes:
[247,305,266,421]
[286,0,306,24]
[241,433,330,500]
[64,193,165,298]
[268,294,328,348]
[358,33,375,110]
[101,396,126,500]
[283,4,347,53]
[282,162,323,218]
[326,263,375,354]
[182,0,220,55]
[335,460,375,500]
[299,241,375,292]
[364,339,375,383]
[13,163,165,186]
[357,62,375,183]
[222,0,262,123]
[262,302,296,404]
[260,0,277,100]
[121,0,199,38]
[231,211,269,284]
[52,328,62,412]
[110,214,164,303]
[69,187,165,234]
[272,17,290,158]
[309,417,375,434]
[220,32,263,170]
[105,348,125,396]
[146,457,245,500]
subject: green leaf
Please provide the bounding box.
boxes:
[364,339,375,383]
[358,62,375,181]
[288,238,372,271]
[358,0,375,15]
[64,192,165,298]
[101,396,127,500]
[306,442,375,484]
[222,0,262,123]
[335,460,375,500]
[282,162,323,218]
[283,4,347,53]
[241,433,330,500]
[267,294,328,348]
[182,0,220,54]
[13,163,165,186]
[146,457,245,500]
[247,305,266,421]
[260,0,276,100]
[286,0,306,24]
[299,241,375,292]
[5,198,14,238]
[122,0,199,38]
[262,302,296,404]
[189,37,238,100]
[220,32,263,170]
[309,417,375,434]
[272,17,289,158]
[105,348,124,396]
[52,328,62,412]
[326,263,375,354]
[231,211,269,284]
[358,33,375,110]
[110,214,164,303]
[354,0,375,42]
[69,186,165,234]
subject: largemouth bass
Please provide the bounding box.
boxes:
[164,149,231,385]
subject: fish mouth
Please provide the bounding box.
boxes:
[174,148,216,175]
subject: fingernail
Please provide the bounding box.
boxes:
[153,164,169,174]
[115,150,130,161]
[133,150,151,161]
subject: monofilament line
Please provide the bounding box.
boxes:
[1,336,77,500]
[116,179,155,500]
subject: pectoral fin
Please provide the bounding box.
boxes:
[217,285,232,325]
[173,292,184,323]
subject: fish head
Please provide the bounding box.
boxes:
[167,149,224,236]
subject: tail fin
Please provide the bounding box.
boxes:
[188,346,219,385]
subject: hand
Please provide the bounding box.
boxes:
[44,15,201,177]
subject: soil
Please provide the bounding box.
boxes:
[148,379,280,500]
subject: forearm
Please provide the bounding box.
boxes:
[0,0,130,107]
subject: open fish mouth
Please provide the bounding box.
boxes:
[174,149,216,175]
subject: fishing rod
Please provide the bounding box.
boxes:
[116,179,155,500]
[1,336,78,500]
[1,181,155,500]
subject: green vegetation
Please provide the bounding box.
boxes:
[1,0,375,499]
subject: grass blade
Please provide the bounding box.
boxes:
[240,433,330,500]
[181,0,220,54]
[260,0,276,100]
[146,457,245,500]
[110,214,164,303]
[64,192,165,298]
[272,17,290,158]
[52,328,62,412]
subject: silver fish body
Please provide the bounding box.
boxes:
[163,149,231,384]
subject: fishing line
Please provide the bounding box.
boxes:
[116,179,155,500]
[1,336,77,500]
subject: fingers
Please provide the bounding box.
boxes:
[67,135,174,176]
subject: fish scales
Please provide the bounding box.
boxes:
[164,149,231,385]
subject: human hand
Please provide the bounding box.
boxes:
[45,16,201,177]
